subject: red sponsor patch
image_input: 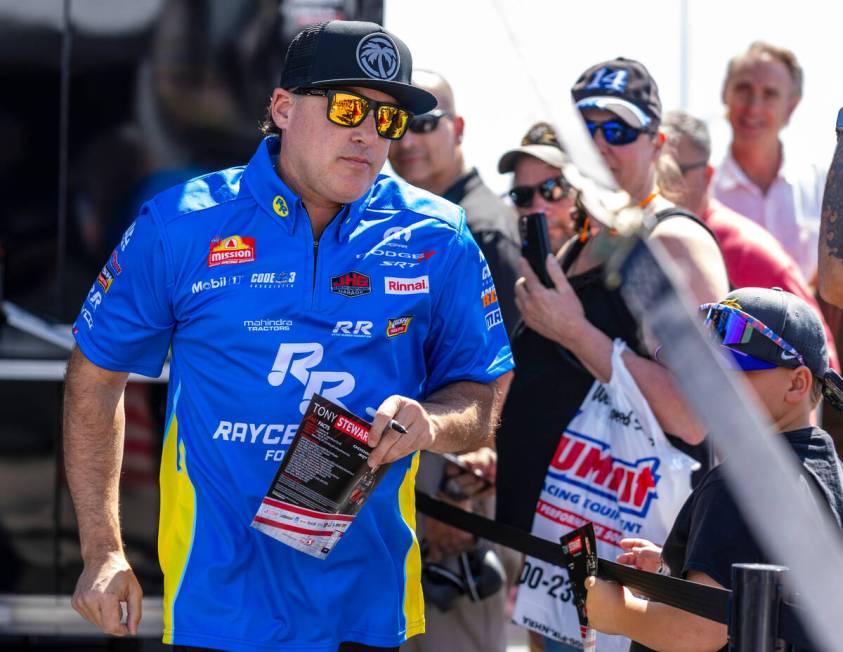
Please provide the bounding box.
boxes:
[386,316,412,337]
[97,266,114,292]
[331,271,371,297]
[208,235,256,267]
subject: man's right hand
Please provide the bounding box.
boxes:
[72,552,143,636]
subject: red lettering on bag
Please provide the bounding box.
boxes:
[550,432,659,516]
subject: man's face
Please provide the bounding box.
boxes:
[723,54,799,146]
[512,156,575,252]
[388,98,460,191]
[271,86,394,205]
[665,135,710,216]
[581,107,661,200]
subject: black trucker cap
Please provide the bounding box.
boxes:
[279,20,437,115]
[571,57,662,129]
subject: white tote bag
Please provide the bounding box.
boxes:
[512,339,699,650]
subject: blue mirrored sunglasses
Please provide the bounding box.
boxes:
[585,119,649,146]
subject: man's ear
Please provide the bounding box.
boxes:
[453,114,465,143]
[704,164,715,189]
[785,366,814,404]
[270,88,295,130]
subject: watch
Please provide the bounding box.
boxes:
[837,107,843,139]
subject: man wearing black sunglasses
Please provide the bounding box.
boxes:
[496,57,729,651]
[388,70,519,652]
[63,20,513,652]
[498,121,577,253]
[388,70,520,335]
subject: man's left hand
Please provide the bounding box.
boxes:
[367,395,436,468]
[514,255,587,348]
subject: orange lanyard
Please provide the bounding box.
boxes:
[638,190,659,209]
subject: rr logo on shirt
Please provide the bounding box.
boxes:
[267,342,355,414]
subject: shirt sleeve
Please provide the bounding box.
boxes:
[72,205,175,377]
[681,477,766,589]
[423,219,514,395]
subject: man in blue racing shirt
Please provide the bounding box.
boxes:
[63,20,513,652]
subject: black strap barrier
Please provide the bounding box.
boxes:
[415,491,813,648]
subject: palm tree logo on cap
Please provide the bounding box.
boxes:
[356,33,400,81]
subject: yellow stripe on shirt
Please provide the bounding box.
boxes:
[399,451,425,639]
[158,385,197,644]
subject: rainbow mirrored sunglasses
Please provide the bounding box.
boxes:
[700,302,806,372]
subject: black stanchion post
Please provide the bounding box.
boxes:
[729,563,788,651]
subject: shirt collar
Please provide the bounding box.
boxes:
[718,143,789,191]
[442,168,481,205]
[242,136,374,241]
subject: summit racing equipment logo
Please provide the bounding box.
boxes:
[384,276,429,295]
[548,430,659,518]
[331,271,371,297]
[267,342,355,414]
[208,235,256,268]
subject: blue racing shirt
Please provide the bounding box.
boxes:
[73,136,513,651]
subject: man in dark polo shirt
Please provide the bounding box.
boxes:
[388,69,520,335]
[389,70,517,652]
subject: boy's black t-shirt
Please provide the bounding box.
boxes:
[661,427,843,588]
[630,426,843,652]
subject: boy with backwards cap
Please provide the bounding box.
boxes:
[584,287,843,651]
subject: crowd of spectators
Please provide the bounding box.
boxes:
[387,40,843,652]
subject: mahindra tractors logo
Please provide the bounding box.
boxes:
[550,431,660,517]
[267,342,355,414]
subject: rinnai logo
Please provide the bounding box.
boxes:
[549,430,660,517]
[331,271,371,297]
[267,342,355,414]
[208,235,256,268]
[332,321,373,338]
[384,276,429,295]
